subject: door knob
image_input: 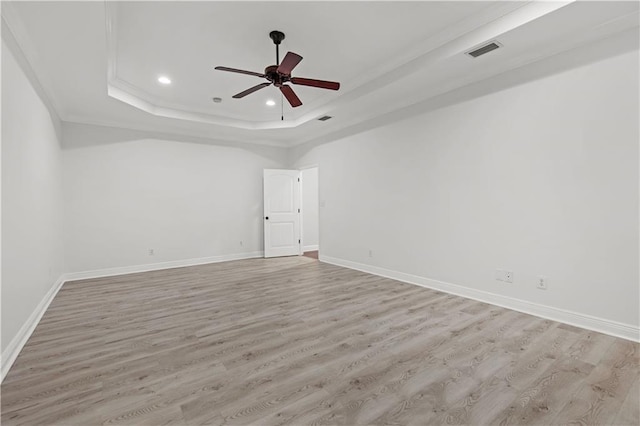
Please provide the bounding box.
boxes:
[265,216,269,220]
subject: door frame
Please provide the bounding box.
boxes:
[298,164,319,256]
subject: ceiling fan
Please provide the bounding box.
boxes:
[214,30,340,108]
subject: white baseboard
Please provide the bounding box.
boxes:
[63,251,264,282]
[1,251,264,382]
[4,252,635,384]
[319,255,640,343]
[1,275,66,382]
[303,245,319,252]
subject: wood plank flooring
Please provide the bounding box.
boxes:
[1,256,638,425]
[303,251,319,260]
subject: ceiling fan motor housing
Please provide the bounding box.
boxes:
[265,65,290,87]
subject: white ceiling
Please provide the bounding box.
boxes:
[114,2,492,122]
[2,1,639,147]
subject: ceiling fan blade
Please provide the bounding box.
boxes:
[215,66,266,78]
[232,82,271,99]
[280,85,302,108]
[277,52,303,75]
[291,77,340,91]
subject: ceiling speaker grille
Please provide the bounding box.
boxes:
[466,41,501,58]
[318,115,332,121]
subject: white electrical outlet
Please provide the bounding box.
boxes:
[368,250,373,258]
[496,269,513,283]
[148,248,154,256]
[240,241,243,246]
[504,270,513,283]
[537,276,548,290]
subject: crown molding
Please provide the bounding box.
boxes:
[1,2,64,137]
[291,24,639,152]
[9,0,632,151]
[61,117,291,149]
[289,5,638,148]
[103,1,571,131]
[104,1,306,130]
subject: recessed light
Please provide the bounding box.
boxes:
[157,76,171,85]
[266,99,276,106]
[212,97,222,103]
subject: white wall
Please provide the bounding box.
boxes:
[289,49,639,331]
[1,41,64,353]
[62,126,287,273]
[301,167,319,251]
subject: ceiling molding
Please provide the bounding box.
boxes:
[61,121,289,152]
[52,23,640,155]
[6,1,637,150]
[61,114,290,149]
[105,1,305,130]
[103,1,572,131]
[1,2,64,137]
[288,1,599,147]
[289,7,639,148]
[291,26,640,155]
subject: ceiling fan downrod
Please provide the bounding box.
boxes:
[269,30,285,66]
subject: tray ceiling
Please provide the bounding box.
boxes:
[2,1,638,146]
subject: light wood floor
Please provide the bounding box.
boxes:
[303,251,319,260]
[1,256,638,425]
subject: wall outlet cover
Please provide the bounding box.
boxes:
[496,269,513,283]
[537,276,548,290]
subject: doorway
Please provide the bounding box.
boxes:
[262,167,319,259]
[300,167,319,259]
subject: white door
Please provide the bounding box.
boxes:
[264,169,301,258]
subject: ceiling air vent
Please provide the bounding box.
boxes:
[466,41,502,58]
[318,115,333,121]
